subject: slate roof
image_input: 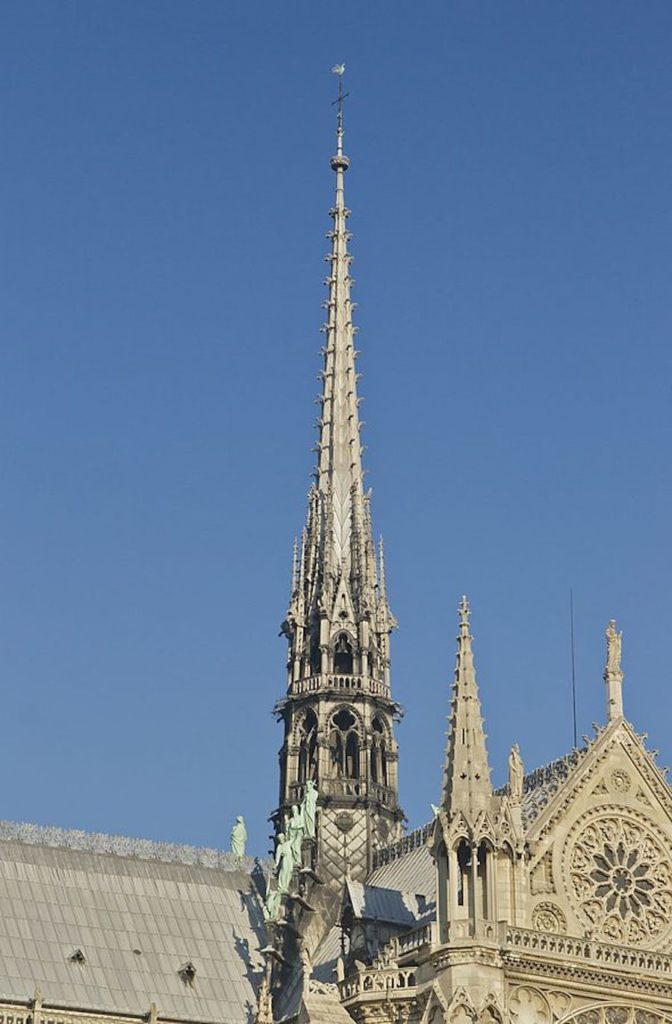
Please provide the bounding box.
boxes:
[312,926,342,984]
[367,838,435,901]
[345,880,432,926]
[0,822,267,1024]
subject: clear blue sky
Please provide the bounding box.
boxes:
[2,2,671,857]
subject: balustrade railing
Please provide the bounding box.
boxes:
[315,778,396,803]
[290,674,390,698]
[396,921,434,956]
[339,966,418,1000]
[505,926,672,976]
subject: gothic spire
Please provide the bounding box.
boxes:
[314,68,366,575]
[441,597,493,819]
[285,67,395,651]
[275,70,404,887]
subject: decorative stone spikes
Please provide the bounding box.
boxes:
[604,618,624,721]
[282,76,396,670]
[378,536,387,601]
[441,597,493,820]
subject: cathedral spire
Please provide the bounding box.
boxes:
[314,65,366,573]
[275,71,403,885]
[283,66,394,683]
[441,597,493,819]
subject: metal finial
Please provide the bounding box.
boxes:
[330,64,349,163]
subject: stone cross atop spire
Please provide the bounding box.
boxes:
[441,597,493,819]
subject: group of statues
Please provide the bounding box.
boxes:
[264,779,318,921]
[228,780,318,921]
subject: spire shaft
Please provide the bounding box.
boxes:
[315,89,363,572]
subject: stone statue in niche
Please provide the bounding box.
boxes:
[301,779,318,839]
[287,804,305,866]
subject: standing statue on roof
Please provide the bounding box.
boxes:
[508,744,524,803]
[230,816,247,860]
[606,619,623,677]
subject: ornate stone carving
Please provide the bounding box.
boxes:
[532,901,567,934]
[547,993,572,1020]
[557,1010,672,1024]
[610,770,631,794]
[509,988,573,1024]
[564,810,672,946]
[509,986,551,1024]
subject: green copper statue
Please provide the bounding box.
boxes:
[263,887,281,922]
[287,805,304,867]
[274,832,294,894]
[301,780,318,839]
[230,816,247,859]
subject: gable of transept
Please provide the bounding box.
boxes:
[524,719,672,949]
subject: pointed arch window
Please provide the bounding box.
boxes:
[477,840,490,919]
[370,716,388,786]
[333,633,354,675]
[456,840,472,909]
[297,708,318,784]
[329,707,360,779]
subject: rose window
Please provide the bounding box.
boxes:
[567,815,672,946]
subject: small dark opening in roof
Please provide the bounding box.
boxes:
[68,948,86,964]
[178,961,196,986]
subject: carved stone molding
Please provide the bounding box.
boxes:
[532,902,567,934]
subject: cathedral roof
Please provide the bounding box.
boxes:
[367,824,435,900]
[345,880,433,926]
[0,821,266,1023]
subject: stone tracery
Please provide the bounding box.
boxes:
[565,812,672,946]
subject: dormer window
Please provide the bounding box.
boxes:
[67,948,86,964]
